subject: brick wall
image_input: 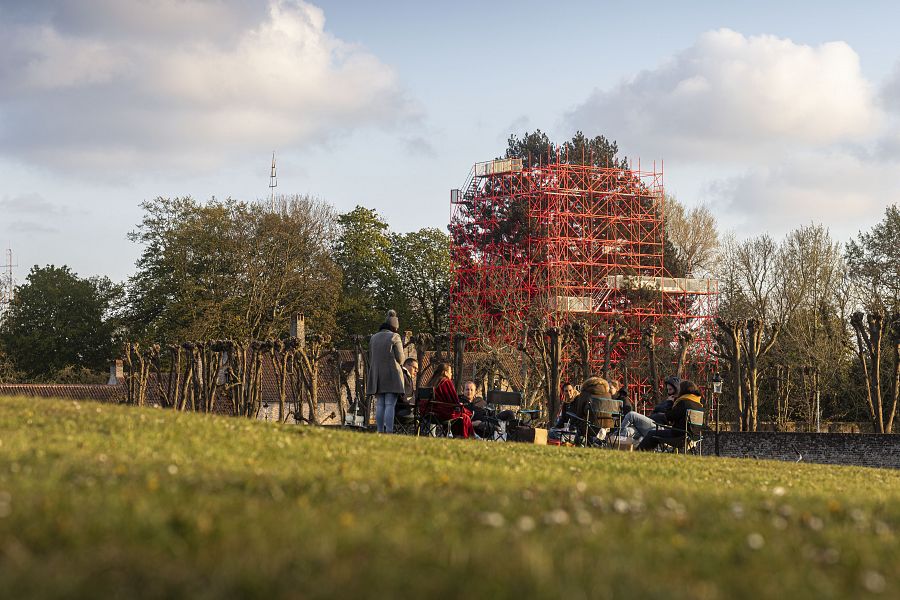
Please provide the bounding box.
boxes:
[713,432,900,469]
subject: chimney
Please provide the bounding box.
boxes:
[290,313,305,339]
[108,359,124,385]
[216,351,229,385]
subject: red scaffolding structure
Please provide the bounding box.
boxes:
[449,155,717,406]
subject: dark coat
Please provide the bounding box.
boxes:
[571,379,616,433]
[613,388,632,415]
[650,398,674,424]
[666,393,703,436]
[366,328,406,395]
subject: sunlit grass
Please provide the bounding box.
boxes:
[0,396,898,599]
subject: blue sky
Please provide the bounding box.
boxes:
[2,0,900,282]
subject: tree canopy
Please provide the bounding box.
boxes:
[335,206,450,339]
[126,195,340,343]
[0,265,121,380]
[845,205,900,312]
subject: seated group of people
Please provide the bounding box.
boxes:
[414,362,515,439]
[366,310,510,438]
[554,375,704,451]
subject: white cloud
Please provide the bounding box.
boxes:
[0,192,69,215]
[881,60,900,114]
[703,152,900,241]
[564,28,900,243]
[0,0,414,175]
[568,28,880,162]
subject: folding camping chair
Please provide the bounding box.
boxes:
[590,396,624,449]
[484,390,524,441]
[651,408,704,454]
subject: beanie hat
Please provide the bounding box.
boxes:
[383,309,400,332]
[664,375,681,394]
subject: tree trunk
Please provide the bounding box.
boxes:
[889,341,899,433]
[870,315,884,433]
[546,327,562,424]
[851,315,878,432]
[675,331,694,380]
[642,325,659,405]
[719,320,744,432]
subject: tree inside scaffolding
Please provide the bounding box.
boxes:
[449,152,718,419]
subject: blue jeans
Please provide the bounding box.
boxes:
[375,393,399,433]
[619,412,658,438]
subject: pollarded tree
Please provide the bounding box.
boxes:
[849,312,899,433]
[845,206,900,432]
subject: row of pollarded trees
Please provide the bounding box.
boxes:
[121,315,337,424]
[712,210,900,433]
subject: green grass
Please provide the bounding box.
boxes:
[1,397,899,599]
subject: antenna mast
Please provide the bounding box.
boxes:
[269,151,278,211]
[0,246,16,318]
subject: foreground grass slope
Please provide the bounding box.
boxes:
[1,397,898,599]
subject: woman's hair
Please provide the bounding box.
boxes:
[581,376,610,397]
[679,380,702,397]
[428,362,452,386]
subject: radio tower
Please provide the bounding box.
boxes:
[269,151,278,211]
[0,246,16,318]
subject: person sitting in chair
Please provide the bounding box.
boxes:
[637,380,703,451]
[650,376,681,424]
[460,380,485,413]
[553,382,579,429]
[396,357,418,420]
[570,377,614,445]
[610,380,632,415]
[462,380,497,438]
[421,363,474,439]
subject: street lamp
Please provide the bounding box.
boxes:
[711,372,723,456]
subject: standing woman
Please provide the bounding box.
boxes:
[367,310,406,433]
[423,363,474,439]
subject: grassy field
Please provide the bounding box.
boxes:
[0,397,898,599]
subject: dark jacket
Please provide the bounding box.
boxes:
[366,327,406,395]
[650,398,674,424]
[555,401,576,429]
[571,379,616,433]
[666,393,703,437]
[613,388,632,416]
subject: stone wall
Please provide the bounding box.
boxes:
[716,421,878,433]
[713,432,900,469]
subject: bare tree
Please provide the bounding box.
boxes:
[714,318,745,430]
[742,319,780,431]
[665,196,720,276]
[773,225,847,427]
[850,312,899,433]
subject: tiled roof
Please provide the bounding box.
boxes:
[0,383,125,403]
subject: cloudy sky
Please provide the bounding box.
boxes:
[2,0,900,282]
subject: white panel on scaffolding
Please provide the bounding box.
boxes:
[551,296,594,313]
[605,275,718,293]
[474,158,524,177]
